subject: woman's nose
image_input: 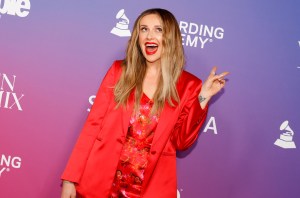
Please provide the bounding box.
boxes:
[147,30,154,39]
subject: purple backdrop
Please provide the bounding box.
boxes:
[1,0,299,197]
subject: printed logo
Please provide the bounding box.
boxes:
[0,154,22,177]
[179,21,224,49]
[111,9,131,37]
[274,120,296,149]
[0,0,31,19]
[0,73,25,111]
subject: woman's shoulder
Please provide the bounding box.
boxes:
[111,60,124,70]
[102,60,124,84]
[179,69,202,85]
[106,60,125,77]
[176,70,202,98]
[176,70,202,101]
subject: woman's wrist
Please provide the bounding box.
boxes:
[198,94,210,109]
[198,95,206,103]
[198,93,211,103]
[62,180,74,184]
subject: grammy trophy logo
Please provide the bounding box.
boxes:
[274,120,296,149]
[111,9,131,37]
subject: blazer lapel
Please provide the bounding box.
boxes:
[152,102,176,146]
[122,91,135,136]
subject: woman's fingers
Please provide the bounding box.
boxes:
[209,66,229,79]
[219,79,226,87]
[209,66,218,77]
[211,71,229,81]
[219,71,230,78]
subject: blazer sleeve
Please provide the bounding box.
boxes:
[61,61,120,183]
[171,79,208,151]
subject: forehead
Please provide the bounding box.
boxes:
[139,14,162,26]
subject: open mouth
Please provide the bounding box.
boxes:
[145,42,158,55]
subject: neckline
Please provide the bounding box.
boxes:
[142,92,154,103]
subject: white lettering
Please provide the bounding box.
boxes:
[0,154,22,177]
[181,34,186,46]
[186,34,198,47]
[4,90,10,108]
[214,27,224,39]
[9,92,24,110]
[179,21,188,34]
[0,91,3,107]
[203,116,218,134]
[0,154,22,168]
[11,157,21,168]
[0,0,31,17]
[0,154,11,167]
[0,73,16,91]
[0,91,24,111]
[188,22,198,35]
[0,74,24,111]
[87,95,96,112]
[179,21,224,49]
[182,35,210,49]
[203,25,214,38]
[199,37,209,49]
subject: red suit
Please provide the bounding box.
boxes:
[61,60,208,198]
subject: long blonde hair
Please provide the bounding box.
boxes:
[114,8,185,114]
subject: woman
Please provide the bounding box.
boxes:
[61,8,229,198]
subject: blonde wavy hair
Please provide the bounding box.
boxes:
[114,8,185,114]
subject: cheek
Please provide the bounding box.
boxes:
[158,37,163,50]
[138,36,144,49]
[157,35,163,47]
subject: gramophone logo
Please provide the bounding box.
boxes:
[274,120,296,149]
[110,9,131,37]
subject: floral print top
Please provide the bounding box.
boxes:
[109,93,159,198]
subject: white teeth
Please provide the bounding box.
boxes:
[146,43,158,47]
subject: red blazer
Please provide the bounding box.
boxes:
[61,60,208,198]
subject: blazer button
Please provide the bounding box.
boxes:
[151,151,156,155]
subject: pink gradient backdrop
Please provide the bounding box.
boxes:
[1,0,299,197]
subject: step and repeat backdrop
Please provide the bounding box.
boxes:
[1,0,299,197]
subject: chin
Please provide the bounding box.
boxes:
[145,58,161,64]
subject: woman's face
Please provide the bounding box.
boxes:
[138,14,163,65]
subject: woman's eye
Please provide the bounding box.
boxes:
[156,28,163,32]
[141,27,147,32]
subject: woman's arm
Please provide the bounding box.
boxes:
[171,79,208,151]
[61,61,121,183]
[171,67,229,151]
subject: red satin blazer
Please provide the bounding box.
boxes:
[61,60,208,198]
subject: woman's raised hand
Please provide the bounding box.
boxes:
[199,66,229,108]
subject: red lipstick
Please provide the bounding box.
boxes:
[145,42,158,55]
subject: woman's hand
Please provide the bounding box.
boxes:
[199,66,229,109]
[61,180,76,198]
